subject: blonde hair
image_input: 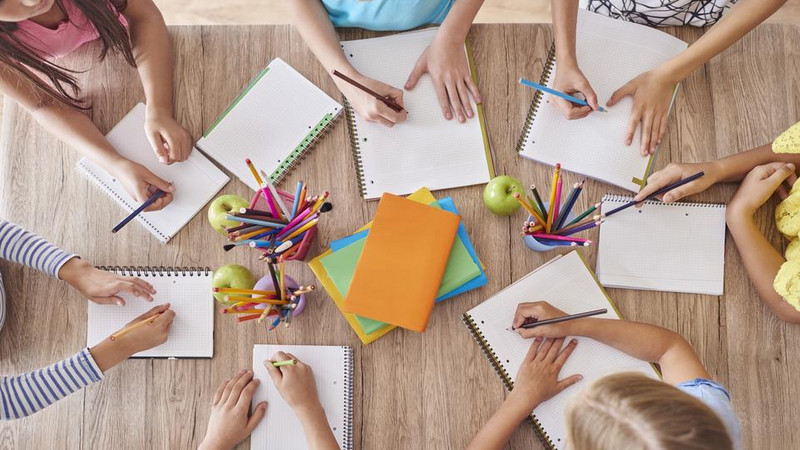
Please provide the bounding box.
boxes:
[565,373,732,450]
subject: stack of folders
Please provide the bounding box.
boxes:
[309,187,488,344]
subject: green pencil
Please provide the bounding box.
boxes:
[530,185,548,221]
[272,359,297,367]
[566,202,601,227]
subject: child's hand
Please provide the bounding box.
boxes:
[199,370,267,450]
[507,337,582,413]
[90,304,175,372]
[405,36,481,123]
[607,67,676,156]
[634,161,720,205]
[111,159,175,211]
[550,63,599,120]
[513,301,573,339]
[334,72,407,128]
[264,352,322,413]
[144,109,194,164]
[729,162,797,218]
[58,258,156,305]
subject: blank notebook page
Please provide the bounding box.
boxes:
[86,268,213,358]
[196,58,342,190]
[341,28,492,199]
[76,103,229,243]
[465,251,658,449]
[252,345,353,450]
[597,195,726,295]
[519,9,688,192]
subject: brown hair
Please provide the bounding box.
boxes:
[566,373,733,450]
[0,0,135,108]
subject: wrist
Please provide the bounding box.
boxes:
[705,159,726,184]
[503,393,538,421]
[556,55,579,70]
[198,438,227,450]
[89,339,133,373]
[726,205,756,228]
[58,257,87,284]
[652,60,686,85]
[145,103,173,119]
[294,401,325,421]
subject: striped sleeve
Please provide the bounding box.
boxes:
[0,348,104,420]
[0,220,77,278]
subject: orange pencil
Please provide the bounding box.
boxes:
[110,313,162,341]
[236,314,262,323]
[214,287,276,296]
[514,193,545,225]
[224,295,287,305]
[279,262,287,301]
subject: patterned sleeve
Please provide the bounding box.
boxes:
[0,220,77,278]
[0,348,104,420]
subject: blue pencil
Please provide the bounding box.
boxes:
[291,181,303,218]
[519,78,607,112]
[225,215,287,228]
[112,190,165,233]
[555,180,584,231]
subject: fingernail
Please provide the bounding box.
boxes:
[664,195,672,202]
[446,113,452,120]
[116,300,124,306]
[260,402,268,409]
[571,339,578,344]
[789,163,796,171]
[253,379,260,384]
[577,375,584,380]
[404,82,411,89]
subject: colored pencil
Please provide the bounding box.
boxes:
[517,308,607,329]
[239,208,271,217]
[602,171,705,218]
[272,359,297,367]
[236,227,272,241]
[514,193,545,225]
[560,219,603,236]
[262,180,292,220]
[272,236,304,254]
[223,295,285,304]
[530,185,548,221]
[221,308,265,315]
[309,191,330,214]
[291,181,303,218]
[112,190,165,233]
[552,176,563,231]
[519,78,607,112]
[236,314,262,323]
[292,285,316,295]
[297,184,308,213]
[110,313,162,341]
[267,263,281,297]
[530,233,591,244]
[283,218,319,241]
[225,223,255,233]
[225,215,286,228]
[279,262,286,301]
[214,287,277,296]
[566,202,601,227]
[534,239,578,247]
[555,180,584,231]
[332,70,404,112]
[546,164,560,233]
[280,203,314,234]
[245,159,264,185]
[277,212,319,239]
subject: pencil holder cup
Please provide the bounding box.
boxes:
[254,274,307,318]
[523,202,575,252]
[250,189,317,262]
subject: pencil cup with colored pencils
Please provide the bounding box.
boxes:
[248,189,318,261]
[215,274,309,330]
[522,202,575,252]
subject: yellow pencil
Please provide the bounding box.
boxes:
[246,159,264,186]
[546,163,561,233]
[110,313,162,341]
[279,262,286,301]
[283,218,319,241]
[514,193,545,225]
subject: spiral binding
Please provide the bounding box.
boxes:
[96,266,212,277]
[342,98,368,198]
[271,110,343,185]
[77,161,169,242]
[515,43,557,155]
[341,346,354,450]
[461,313,556,450]
[601,194,726,209]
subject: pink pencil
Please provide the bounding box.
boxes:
[552,177,563,228]
[530,233,591,244]
[261,188,280,219]
[279,205,314,236]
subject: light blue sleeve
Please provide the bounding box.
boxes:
[676,378,742,450]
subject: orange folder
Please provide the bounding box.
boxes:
[342,193,460,332]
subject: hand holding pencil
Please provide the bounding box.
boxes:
[108,303,175,350]
[513,301,593,339]
[331,70,407,128]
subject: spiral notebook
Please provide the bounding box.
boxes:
[86,266,214,358]
[196,57,343,191]
[341,28,494,199]
[462,251,659,450]
[516,9,688,192]
[76,103,229,243]
[596,194,726,295]
[252,345,353,450]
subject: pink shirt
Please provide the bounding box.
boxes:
[13,0,129,59]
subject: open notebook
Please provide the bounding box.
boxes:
[462,251,659,449]
[252,345,353,450]
[196,58,342,190]
[516,9,688,192]
[341,28,494,199]
[597,194,726,295]
[77,104,229,243]
[87,267,214,358]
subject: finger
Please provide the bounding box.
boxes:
[264,360,283,385]
[162,132,178,165]
[432,79,452,121]
[550,97,576,118]
[640,113,653,156]
[117,281,153,302]
[447,80,466,123]
[624,110,641,147]
[465,75,482,104]
[152,309,176,328]
[126,276,156,295]
[554,338,579,367]
[607,82,633,107]
[535,338,555,361]
[568,106,593,120]
[146,130,169,164]
[662,183,696,203]
[245,401,268,433]
[556,374,584,392]
[93,296,125,306]
[220,370,246,405]
[524,338,542,361]
[583,85,600,112]
[176,132,193,162]
[227,369,254,405]
[376,101,406,124]
[786,171,798,189]
[374,115,395,128]
[635,174,669,203]
[764,163,797,192]
[648,114,661,155]
[128,303,170,324]
[657,114,668,147]
[213,377,229,405]
[545,338,565,362]
[273,351,292,362]
[456,79,473,119]
[513,304,539,328]
[777,185,789,200]
[405,57,427,90]
[145,192,174,212]
[236,378,260,410]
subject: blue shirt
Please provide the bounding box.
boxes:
[677,378,742,450]
[323,0,453,31]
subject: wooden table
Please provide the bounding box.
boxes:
[0,24,798,450]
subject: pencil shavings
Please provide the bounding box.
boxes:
[775,192,800,238]
[773,260,800,312]
[786,239,800,262]
[773,121,800,154]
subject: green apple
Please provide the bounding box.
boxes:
[483,175,525,216]
[208,194,250,235]
[212,264,256,304]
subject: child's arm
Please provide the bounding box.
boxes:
[124,0,193,164]
[608,0,786,155]
[285,0,407,128]
[199,370,267,450]
[264,352,339,450]
[0,68,175,211]
[405,0,484,123]
[467,338,582,450]
[634,143,800,204]
[0,304,174,420]
[726,162,800,323]
[513,302,710,385]
[548,0,600,119]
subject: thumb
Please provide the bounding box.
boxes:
[662,184,693,203]
[765,163,796,189]
[146,173,174,194]
[583,86,600,112]
[94,296,125,306]
[146,131,169,164]
[264,360,283,385]
[245,402,268,433]
[405,57,427,90]
[607,82,633,107]
[556,374,584,392]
